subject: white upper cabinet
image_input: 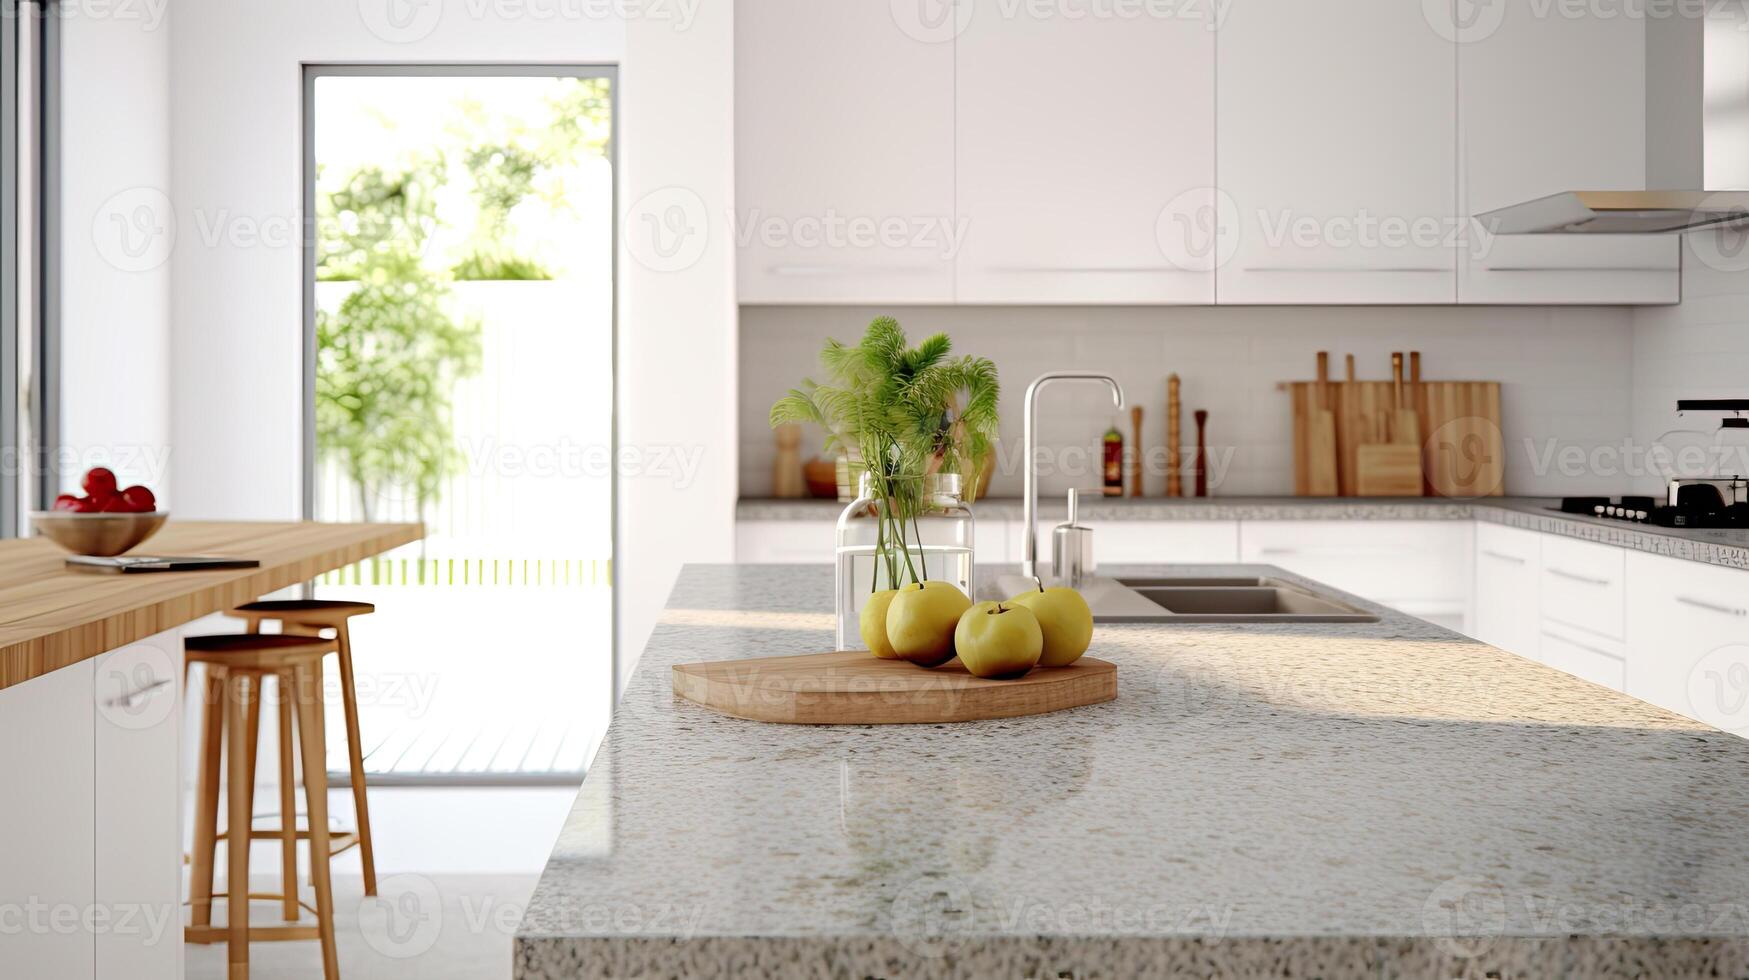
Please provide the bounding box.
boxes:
[735,0,957,304]
[1457,6,1679,304]
[1216,0,1457,304]
[954,1,1216,303]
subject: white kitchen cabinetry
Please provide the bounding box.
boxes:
[1473,523,1542,661]
[0,661,97,978]
[736,517,1013,567]
[1216,0,1456,304]
[735,0,956,303]
[1019,519,1239,567]
[953,0,1215,304]
[1539,536,1627,642]
[736,519,836,564]
[1457,6,1678,304]
[1625,553,1749,736]
[94,633,183,980]
[1239,521,1473,632]
[1539,624,1628,692]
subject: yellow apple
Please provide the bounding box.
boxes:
[859,589,901,659]
[954,601,1043,679]
[1008,583,1094,667]
[886,580,971,668]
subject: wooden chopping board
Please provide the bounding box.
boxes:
[672,651,1117,724]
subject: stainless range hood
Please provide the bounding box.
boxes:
[1476,191,1749,234]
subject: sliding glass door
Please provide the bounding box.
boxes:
[303,66,616,783]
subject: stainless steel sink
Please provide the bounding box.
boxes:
[1095,576,1380,624]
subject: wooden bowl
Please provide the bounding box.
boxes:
[802,458,839,499]
[30,511,168,556]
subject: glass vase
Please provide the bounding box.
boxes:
[834,472,975,650]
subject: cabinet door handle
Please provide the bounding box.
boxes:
[107,677,172,709]
[1481,549,1526,565]
[1541,631,1624,661]
[1677,595,1749,618]
[1548,567,1610,586]
[1258,547,1297,556]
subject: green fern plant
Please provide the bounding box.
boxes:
[770,317,1000,587]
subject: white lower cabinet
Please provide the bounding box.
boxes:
[94,633,184,980]
[0,630,183,980]
[1539,535,1626,641]
[0,660,97,978]
[1239,521,1473,632]
[1626,552,1749,737]
[1540,622,1627,692]
[1473,523,1542,661]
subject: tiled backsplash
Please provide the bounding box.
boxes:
[740,304,1637,499]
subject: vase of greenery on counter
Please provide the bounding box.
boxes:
[770,317,1000,650]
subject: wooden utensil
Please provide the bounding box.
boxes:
[1130,405,1145,497]
[1166,375,1182,497]
[1193,410,1209,497]
[1391,353,1419,449]
[1356,353,1423,496]
[773,424,805,498]
[1421,378,1505,498]
[1308,352,1339,496]
[672,651,1118,725]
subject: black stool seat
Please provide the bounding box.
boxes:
[233,599,375,616]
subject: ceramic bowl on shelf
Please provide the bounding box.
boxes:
[30,511,168,557]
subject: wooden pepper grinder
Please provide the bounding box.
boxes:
[1193,410,1210,497]
[1166,374,1182,497]
[1129,405,1144,497]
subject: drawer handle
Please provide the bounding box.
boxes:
[1541,632,1623,661]
[1258,547,1297,556]
[1677,596,1749,618]
[1548,567,1611,586]
[1481,549,1526,565]
[107,677,172,709]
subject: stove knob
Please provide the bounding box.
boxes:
[1634,510,1648,522]
[1594,505,1607,517]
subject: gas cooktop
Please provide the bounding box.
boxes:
[1554,496,1749,529]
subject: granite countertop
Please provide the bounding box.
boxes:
[738,496,1749,570]
[516,564,1749,978]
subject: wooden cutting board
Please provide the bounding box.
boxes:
[672,651,1117,724]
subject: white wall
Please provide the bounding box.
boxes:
[58,2,173,498]
[1631,235,1749,495]
[167,1,735,685]
[740,305,1638,499]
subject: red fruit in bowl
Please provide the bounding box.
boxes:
[66,495,101,513]
[82,467,118,497]
[52,494,81,512]
[91,492,127,513]
[119,486,156,513]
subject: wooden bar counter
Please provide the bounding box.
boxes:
[0,520,421,690]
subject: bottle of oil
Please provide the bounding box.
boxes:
[1102,421,1124,497]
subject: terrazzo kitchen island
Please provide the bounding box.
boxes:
[516,564,1749,979]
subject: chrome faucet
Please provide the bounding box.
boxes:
[1021,372,1126,580]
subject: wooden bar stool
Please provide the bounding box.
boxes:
[185,633,341,980]
[230,599,379,896]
